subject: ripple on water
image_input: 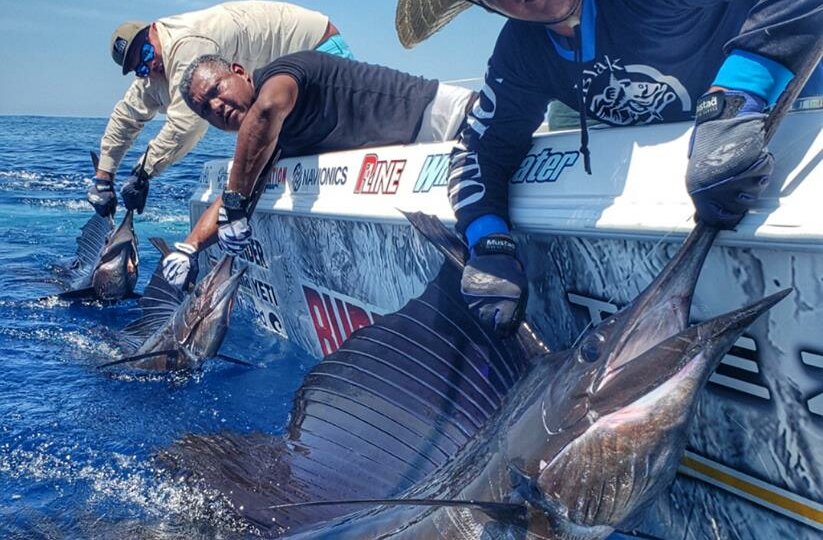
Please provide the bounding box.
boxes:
[0,116,290,537]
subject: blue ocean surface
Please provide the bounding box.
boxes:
[0,115,317,538]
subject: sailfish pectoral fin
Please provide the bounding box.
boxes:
[97,349,179,369]
[214,354,255,367]
[266,498,527,524]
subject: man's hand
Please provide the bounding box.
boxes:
[461,234,527,337]
[162,242,199,290]
[217,206,252,254]
[87,178,117,217]
[686,89,774,229]
[121,168,150,214]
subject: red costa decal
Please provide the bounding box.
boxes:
[354,153,407,194]
[303,285,380,356]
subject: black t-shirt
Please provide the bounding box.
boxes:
[253,51,440,158]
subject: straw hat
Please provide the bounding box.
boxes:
[395,0,473,49]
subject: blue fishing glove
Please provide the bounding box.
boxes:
[217,205,252,255]
[121,168,150,214]
[686,89,774,229]
[162,242,199,290]
[87,177,117,217]
[461,234,527,337]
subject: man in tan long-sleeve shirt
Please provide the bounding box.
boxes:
[87,1,353,218]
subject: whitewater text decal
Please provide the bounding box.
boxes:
[510,148,579,184]
[413,153,450,193]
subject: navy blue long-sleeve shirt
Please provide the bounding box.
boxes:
[449,0,822,236]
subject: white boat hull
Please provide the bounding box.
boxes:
[190,110,823,538]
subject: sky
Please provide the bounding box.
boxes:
[0,0,505,117]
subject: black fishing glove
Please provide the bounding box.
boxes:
[121,167,150,214]
[686,89,774,229]
[87,177,117,217]
[461,234,527,337]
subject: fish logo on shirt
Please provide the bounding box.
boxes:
[584,56,691,126]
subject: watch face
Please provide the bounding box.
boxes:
[223,191,246,210]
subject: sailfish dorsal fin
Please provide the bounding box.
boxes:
[160,214,535,534]
[121,238,186,341]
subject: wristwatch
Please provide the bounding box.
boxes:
[222,190,249,212]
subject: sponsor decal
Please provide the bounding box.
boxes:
[413,153,450,193]
[510,148,579,184]
[235,238,269,269]
[354,153,407,195]
[290,162,348,194]
[203,250,285,336]
[199,163,227,188]
[303,284,383,356]
[238,272,286,337]
[199,164,214,186]
[240,274,279,308]
[250,304,286,336]
[265,166,288,192]
[216,168,228,190]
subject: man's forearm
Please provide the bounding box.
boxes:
[226,76,297,196]
[227,112,283,197]
[184,197,221,250]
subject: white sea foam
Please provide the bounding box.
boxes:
[0,444,250,533]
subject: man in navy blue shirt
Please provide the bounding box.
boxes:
[396,0,822,336]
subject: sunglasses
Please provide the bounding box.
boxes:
[133,42,155,78]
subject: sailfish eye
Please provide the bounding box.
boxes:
[579,333,604,363]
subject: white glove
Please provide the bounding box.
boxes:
[162,242,199,289]
[217,206,252,254]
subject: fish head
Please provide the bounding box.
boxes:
[92,211,139,300]
[179,254,246,362]
[521,289,790,534]
[537,224,717,438]
[595,223,717,383]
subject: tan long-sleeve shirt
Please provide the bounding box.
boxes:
[98,1,329,177]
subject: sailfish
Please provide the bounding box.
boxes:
[159,211,788,539]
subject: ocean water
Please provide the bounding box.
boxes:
[0,116,317,538]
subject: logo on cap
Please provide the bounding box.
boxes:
[113,37,128,63]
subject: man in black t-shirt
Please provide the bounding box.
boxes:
[161,51,475,289]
